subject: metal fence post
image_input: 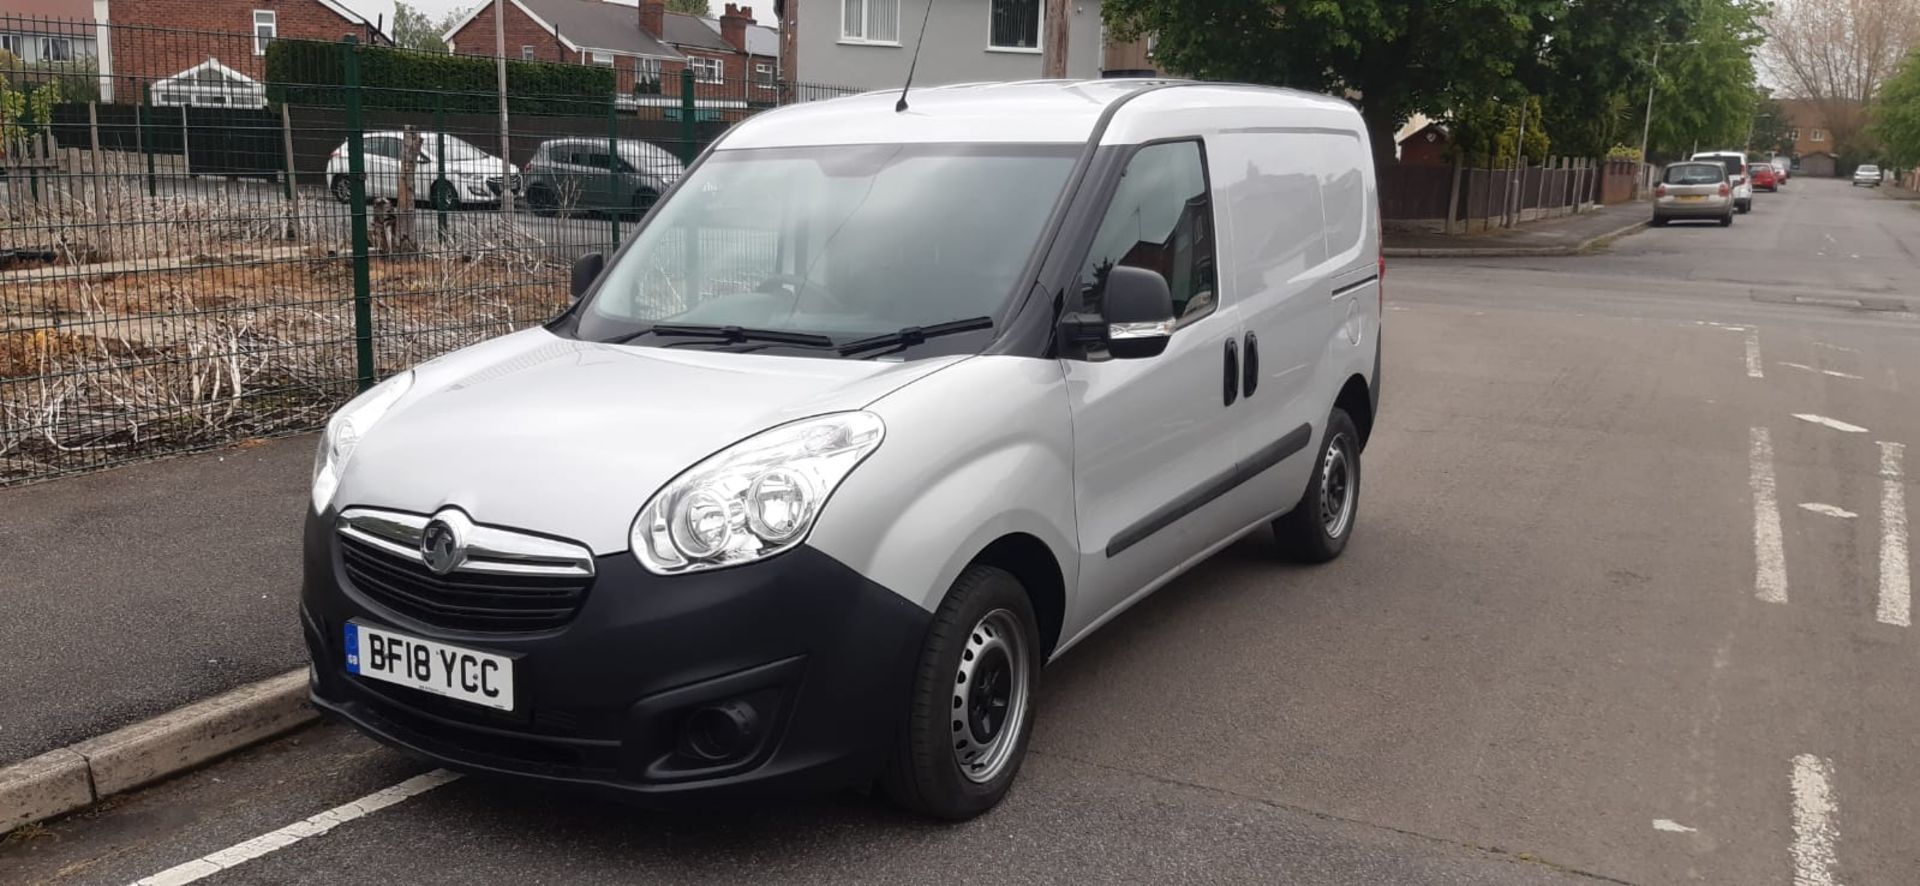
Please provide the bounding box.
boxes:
[434,96,448,237]
[343,36,376,392]
[680,67,696,165]
[607,98,622,243]
[87,101,105,209]
[138,84,157,198]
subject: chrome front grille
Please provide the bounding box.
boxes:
[336,508,593,633]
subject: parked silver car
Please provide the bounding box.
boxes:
[1853,164,1883,187]
[302,81,1382,820]
[523,138,686,218]
[1652,162,1734,227]
[327,132,520,207]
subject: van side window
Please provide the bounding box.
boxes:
[1076,141,1217,325]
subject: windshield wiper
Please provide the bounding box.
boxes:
[609,323,836,348]
[837,317,995,357]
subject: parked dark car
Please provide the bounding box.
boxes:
[523,138,685,218]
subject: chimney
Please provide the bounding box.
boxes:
[720,4,754,52]
[639,0,666,39]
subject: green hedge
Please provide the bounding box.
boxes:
[265,40,615,114]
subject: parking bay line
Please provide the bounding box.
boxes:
[1790,754,1842,886]
[130,769,461,886]
[1881,442,1910,628]
[1747,329,1764,378]
[1752,427,1789,604]
[1792,414,1870,434]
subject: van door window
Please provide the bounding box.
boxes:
[1075,141,1218,326]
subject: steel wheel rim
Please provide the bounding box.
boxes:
[1319,433,1356,538]
[951,608,1030,784]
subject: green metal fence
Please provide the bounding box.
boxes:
[0,16,858,485]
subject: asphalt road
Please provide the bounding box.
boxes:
[4,177,1918,884]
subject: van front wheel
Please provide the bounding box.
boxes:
[1273,407,1361,563]
[881,564,1039,820]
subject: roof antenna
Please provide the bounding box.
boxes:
[896,0,936,112]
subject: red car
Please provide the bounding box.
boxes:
[1750,163,1779,191]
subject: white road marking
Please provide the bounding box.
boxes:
[1812,342,1858,353]
[1746,330,1765,378]
[1792,414,1870,434]
[1880,442,1910,628]
[1799,503,1859,519]
[130,770,461,886]
[1752,427,1789,605]
[1653,818,1698,833]
[1779,362,1865,381]
[1790,754,1842,886]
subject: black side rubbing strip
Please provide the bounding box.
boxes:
[1331,274,1381,299]
[1105,423,1314,558]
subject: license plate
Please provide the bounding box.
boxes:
[345,621,515,711]
[1677,195,1706,202]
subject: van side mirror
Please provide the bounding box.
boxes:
[1099,266,1176,359]
[570,252,605,300]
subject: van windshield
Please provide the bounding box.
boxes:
[571,143,1079,348]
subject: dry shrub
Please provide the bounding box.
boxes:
[1,221,577,484]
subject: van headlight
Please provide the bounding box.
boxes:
[311,371,414,512]
[632,412,884,574]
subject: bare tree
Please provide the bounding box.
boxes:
[1762,0,1920,153]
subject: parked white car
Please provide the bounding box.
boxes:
[1853,164,1883,187]
[327,132,521,206]
[302,81,1383,820]
[1691,151,1753,213]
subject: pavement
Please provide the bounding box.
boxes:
[1384,201,1646,256]
[4,176,1919,884]
[0,437,313,765]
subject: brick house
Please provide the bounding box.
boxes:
[1777,97,1862,178]
[444,0,779,108]
[101,0,389,106]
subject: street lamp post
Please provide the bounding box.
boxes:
[1638,40,1699,197]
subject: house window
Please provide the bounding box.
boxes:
[1811,128,1825,142]
[39,36,75,61]
[690,56,723,83]
[252,10,276,56]
[0,35,19,56]
[1785,128,1799,141]
[989,0,1041,51]
[639,57,663,80]
[754,62,774,89]
[841,0,900,44]
[590,50,614,67]
[521,45,535,60]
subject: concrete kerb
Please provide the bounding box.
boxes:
[1,669,315,833]
[1384,217,1650,258]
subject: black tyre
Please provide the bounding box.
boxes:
[1273,407,1361,563]
[1650,215,1669,227]
[429,180,457,211]
[881,564,1040,821]
[1737,199,1751,214]
[329,175,352,204]
[1720,214,1734,227]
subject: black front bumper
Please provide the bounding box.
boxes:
[300,510,929,805]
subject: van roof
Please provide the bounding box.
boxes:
[717,79,1360,150]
